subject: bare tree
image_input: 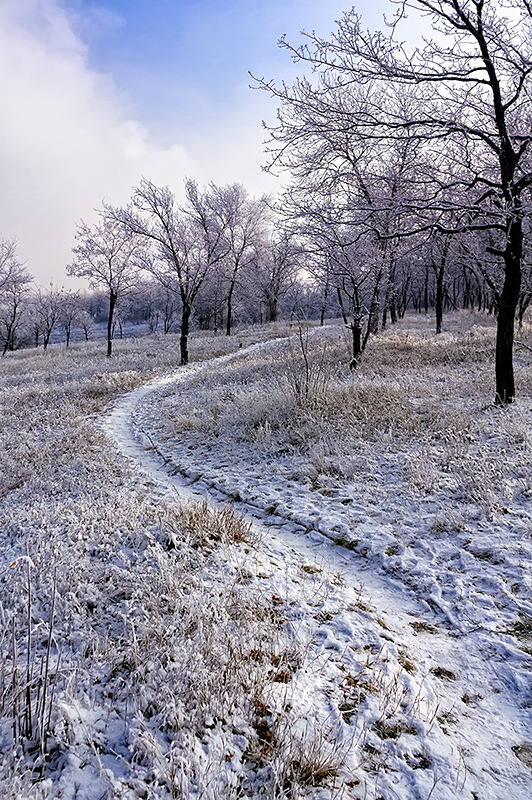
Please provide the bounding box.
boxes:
[77,309,95,342]
[194,265,228,331]
[220,186,271,335]
[110,179,232,365]
[142,281,180,334]
[256,0,532,403]
[33,282,62,350]
[68,216,144,357]
[272,84,436,342]
[58,289,81,347]
[248,231,300,323]
[0,239,32,355]
[284,183,403,355]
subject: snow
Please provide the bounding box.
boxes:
[102,319,532,798]
[1,315,531,798]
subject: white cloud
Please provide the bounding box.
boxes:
[0,0,398,287]
[0,0,196,286]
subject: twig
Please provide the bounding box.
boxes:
[39,576,56,745]
[47,641,63,732]
[12,616,17,742]
[25,552,32,739]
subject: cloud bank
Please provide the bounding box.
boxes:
[0,0,383,286]
[0,0,196,285]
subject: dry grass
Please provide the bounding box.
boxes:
[161,498,259,550]
[152,313,532,509]
[0,325,306,798]
[2,313,530,798]
[2,323,413,800]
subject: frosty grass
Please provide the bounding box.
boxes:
[1,312,531,799]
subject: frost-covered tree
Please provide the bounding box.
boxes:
[247,231,300,323]
[0,239,32,355]
[219,186,271,335]
[140,281,181,334]
[257,0,532,403]
[77,309,95,341]
[277,88,427,337]
[194,186,272,333]
[68,217,144,357]
[110,179,233,365]
[58,289,81,347]
[33,282,62,350]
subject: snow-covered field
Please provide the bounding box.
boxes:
[1,314,531,799]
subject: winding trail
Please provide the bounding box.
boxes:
[103,342,532,800]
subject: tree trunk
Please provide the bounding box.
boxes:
[226,280,235,336]
[398,276,410,318]
[518,293,531,328]
[495,218,522,404]
[3,329,13,354]
[383,258,397,328]
[267,295,279,323]
[164,303,173,333]
[3,306,17,355]
[320,278,329,326]
[107,290,117,358]
[435,264,444,334]
[363,272,381,349]
[180,302,191,366]
[424,264,430,315]
[351,321,362,358]
[337,287,348,326]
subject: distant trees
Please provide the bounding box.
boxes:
[58,289,81,346]
[0,196,303,356]
[1,181,301,357]
[256,0,532,403]
[248,231,300,324]
[0,239,32,355]
[33,283,62,350]
[143,282,181,334]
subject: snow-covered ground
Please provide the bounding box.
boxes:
[1,315,531,799]
[105,315,532,798]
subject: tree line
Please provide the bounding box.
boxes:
[0,182,305,359]
[2,0,532,404]
[0,177,522,359]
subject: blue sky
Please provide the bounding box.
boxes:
[0,0,388,284]
[71,0,372,138]
[68,0,385,159]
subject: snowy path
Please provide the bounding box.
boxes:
[103,344,532,800]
